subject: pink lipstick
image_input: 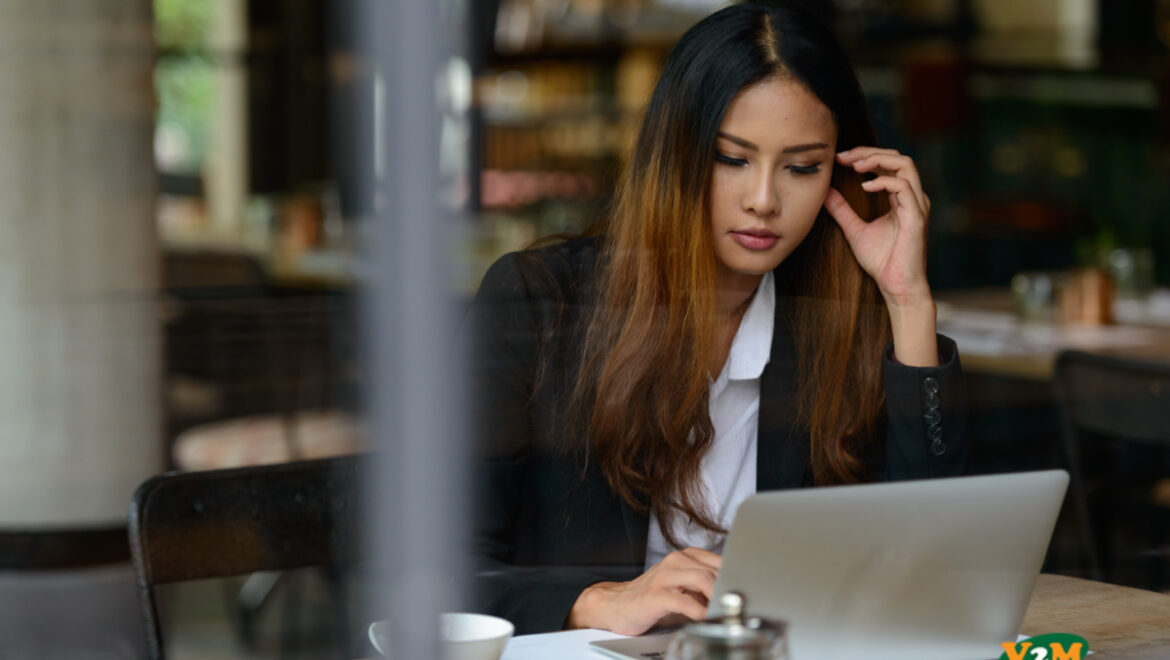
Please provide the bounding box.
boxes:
[731,228,778,251]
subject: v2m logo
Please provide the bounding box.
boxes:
[1000,633,1089,660]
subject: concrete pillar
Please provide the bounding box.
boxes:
[0,0,161,526]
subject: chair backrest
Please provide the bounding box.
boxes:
[127,455,365,660]
[165,294,356,419]
[1053,350,1170,580]
[163,249,268,298]
[1054,350,1170,444]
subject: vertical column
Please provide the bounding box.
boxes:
[0,0,160,526]
[363,2,469,660]
[205,0,248,237]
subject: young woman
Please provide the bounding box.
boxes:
[467,2,966,637]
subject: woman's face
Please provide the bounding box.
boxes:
[708,77,837,289]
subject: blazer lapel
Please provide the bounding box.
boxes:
[757,294,810,490]
[619,499,649,563]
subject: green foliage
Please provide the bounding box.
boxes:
[155,0,214,174]
[156,57,214,174]
[155,0,212,53]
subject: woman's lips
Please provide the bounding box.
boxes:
[730,229,778,251]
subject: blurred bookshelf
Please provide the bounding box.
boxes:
[151,0,1170,293]
[465,1,721,283]
[468,0,1170,292]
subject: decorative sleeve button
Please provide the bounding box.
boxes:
[923,376,944,455]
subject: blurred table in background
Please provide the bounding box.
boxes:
[937,287,1170,381]
[267,249,358,291]
[937,286,1170,526]
[172,411,364,471]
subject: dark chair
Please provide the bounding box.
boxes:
[164,292,358,448]
[127,455,366,660]
[163,249,268,299]
[161,248,359,454]
[1053,350,1170,587]
[161,251,361,653]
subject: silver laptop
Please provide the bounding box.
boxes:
[591,470,1068,660]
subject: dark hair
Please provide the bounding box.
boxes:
[567,2,891,549]
[632,2,876,195]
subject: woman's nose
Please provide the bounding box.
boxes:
[743,171,779,217]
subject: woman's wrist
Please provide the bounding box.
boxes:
[880,279,932,311]
[886,296,939,367]
[565,582,613,630]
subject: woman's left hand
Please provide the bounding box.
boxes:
[823,147,932,310]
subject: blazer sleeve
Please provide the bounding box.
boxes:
[464,252,610,634]
[880,334,968,479]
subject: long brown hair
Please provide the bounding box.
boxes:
[566,3,892,548]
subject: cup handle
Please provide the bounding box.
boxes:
[368,622,387,656]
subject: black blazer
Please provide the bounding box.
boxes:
[466,237,967,634]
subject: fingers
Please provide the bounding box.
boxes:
[660,567,718,601]
[852,155,926,212]
[678,547,722,571]
[659,550,720,599]
[822,187,867,244]
[580,549,724,635]
[602,551,719,634]
[837,148,928,214]
[836,146,900,163]
[663,548,721,572]
[661,590,709,623]
[860,176,926,228]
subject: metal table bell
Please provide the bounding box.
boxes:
[665,592,789,660]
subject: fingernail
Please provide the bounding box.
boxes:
[837,150,850,156]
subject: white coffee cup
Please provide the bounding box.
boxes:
[368,612,514,660]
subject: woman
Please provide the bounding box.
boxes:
[467,2,966,636]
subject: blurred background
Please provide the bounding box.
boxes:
[1,0,1169,658]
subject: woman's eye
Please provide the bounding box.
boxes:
[790,163,822,175]
[715,152,748,167]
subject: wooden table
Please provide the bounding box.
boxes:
[360,574,1170,660]
[1025,574,1170,658]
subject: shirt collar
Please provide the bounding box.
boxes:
[726,271,775,381]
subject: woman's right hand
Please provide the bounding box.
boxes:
[564,547,722,636]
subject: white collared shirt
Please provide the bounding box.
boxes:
[644,271,775,569]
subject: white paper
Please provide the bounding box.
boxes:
[500,629,628,660]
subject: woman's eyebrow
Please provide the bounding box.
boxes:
[716,132,830,154]
[782,142,830,154]
[717,131,758,150]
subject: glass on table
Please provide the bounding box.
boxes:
[1011,271,1063,323]
[1106,247,1155,301]
[666,592,789,660]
